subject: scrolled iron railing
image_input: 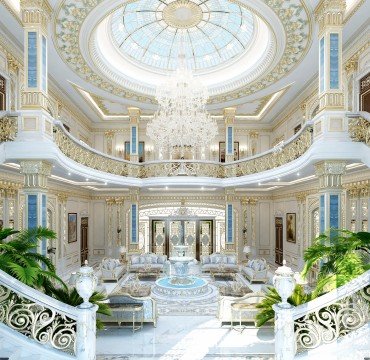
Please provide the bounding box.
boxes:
[292,270,370,354]
[0,269,97,359]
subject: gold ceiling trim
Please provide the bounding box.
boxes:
[75,84,288,120]
[53,0,312,106]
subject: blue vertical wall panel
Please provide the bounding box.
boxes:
[42,36,47,92]
[227,204,233,243]
[227,127,233,154]
[28,195,38,229]
[320,195,325,233]
[330,34,339,89]
[131,127,137,154]
[319,37,325,93]
[131,204,137,243]
[41,195,47,257]
[28,32,37,88]
[329,194,339,229]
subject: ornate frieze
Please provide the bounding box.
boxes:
[0,115,18,142]
[348,117,370,145]
[344,180,369,198]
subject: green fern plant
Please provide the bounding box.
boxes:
[256,285,313,327]
[255,229,370,327]
[0,227,111,329]
[0,227,65,290]
[49,286,111,330]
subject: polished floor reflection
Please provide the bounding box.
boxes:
[96,315,275,360]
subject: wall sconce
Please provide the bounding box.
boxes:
[210,145,218,155]
[240,146,248,156]
[116,145,124,157]
[145,145,154,154]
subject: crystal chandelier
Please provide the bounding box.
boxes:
[146,54,218,159]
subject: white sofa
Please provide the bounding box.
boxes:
[100,258,126,282]
[129,253,167,272]
[241,258,268,283]
[200,253,238,273]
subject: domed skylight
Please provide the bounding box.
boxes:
[111,0,255,72]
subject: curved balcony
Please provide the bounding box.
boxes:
[53,121,313,179]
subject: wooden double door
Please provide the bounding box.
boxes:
[151,218,214,260]
[275,217,283,266]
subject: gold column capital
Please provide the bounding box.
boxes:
[128,107,141,124]
[314,0,346,33]
[57,193,68,203]
[20,0,52,30]
[315,160,346,190]
[20,160,52,189]
[223,107,236,125]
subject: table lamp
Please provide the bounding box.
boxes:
[243,245,251,261]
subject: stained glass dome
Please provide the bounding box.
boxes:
[111,0,255,72]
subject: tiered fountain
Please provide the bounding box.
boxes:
[153,245,209,297]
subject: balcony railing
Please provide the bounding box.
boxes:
[53,121,313,179]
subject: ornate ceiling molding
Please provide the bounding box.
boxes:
[53,0,312,107]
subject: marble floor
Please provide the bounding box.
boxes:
[96,315,275,360]
[96,266,274,360]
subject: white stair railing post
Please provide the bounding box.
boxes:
[273,260,297,360]
[76,305,98,360]
[75,261,98,360]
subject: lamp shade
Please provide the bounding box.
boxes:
[243,246,251,254]
[119,246,127,254]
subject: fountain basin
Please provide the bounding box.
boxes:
[153,276,208,297]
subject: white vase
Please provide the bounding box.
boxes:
[76,261,97,309]
[273,260,296,309]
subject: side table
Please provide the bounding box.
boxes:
[109,303,144,332]
[231,302,257,332]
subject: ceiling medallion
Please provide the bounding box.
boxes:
[163,1,203,29]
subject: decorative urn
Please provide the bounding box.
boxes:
[273,260,296,309]
[76,260,97,308]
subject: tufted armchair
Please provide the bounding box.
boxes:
[241,258,269,283]
[100,258,126,282]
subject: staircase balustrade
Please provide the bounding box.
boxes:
[0,269,97,360]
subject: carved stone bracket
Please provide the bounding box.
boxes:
[315,160,347,189]
[20,160,52,189]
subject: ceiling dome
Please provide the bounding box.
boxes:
[110,0,255,72]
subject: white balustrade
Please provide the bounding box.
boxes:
[0,267,98,360]
[273,267,370,360]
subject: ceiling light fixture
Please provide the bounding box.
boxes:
[146,33,218,159]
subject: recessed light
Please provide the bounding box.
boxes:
[68,172,71,176]
[277,178,280,181]
[85,178,89,181]
[165,186,168,190]
[258,182,261,186]
[201,187,204,190]
[52,165,55,168]
[297,172,300,176]
[104,182,107,185]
